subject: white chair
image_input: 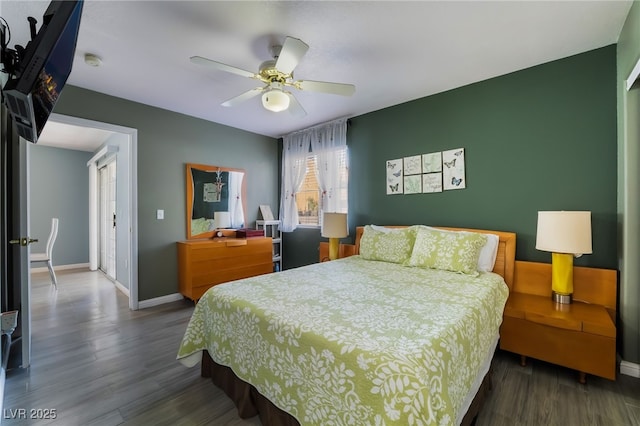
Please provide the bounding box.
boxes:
[30,218,59,288]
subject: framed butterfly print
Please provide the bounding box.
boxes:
[386,159,403,195]
[442,148,465,190]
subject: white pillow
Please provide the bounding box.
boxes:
[477,233,499,272]
[370,224,394,233]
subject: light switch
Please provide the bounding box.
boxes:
[157,209,164,220]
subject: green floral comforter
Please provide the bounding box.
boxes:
[177,256,509,425]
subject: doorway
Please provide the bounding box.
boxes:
[43,113,138,310]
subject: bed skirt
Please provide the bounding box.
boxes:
[201,350,493,426]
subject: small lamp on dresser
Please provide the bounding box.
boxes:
[535,211,592,304]
[214,211,231,237]
[321,212,348,261]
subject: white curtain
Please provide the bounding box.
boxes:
[279,132,311,232]
[310,118,348,215]
[228,171,244,228]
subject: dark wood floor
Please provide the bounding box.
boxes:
[4,269,640,425]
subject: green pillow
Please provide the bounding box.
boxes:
[406,227,488,276]
[359,225,417,264]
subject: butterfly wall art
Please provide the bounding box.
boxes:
[386,159,403,195]
[386,148,465,195]
[442,148,466,190]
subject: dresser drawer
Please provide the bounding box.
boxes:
[177,237,273,301]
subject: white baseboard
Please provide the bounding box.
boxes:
[114,280,130,297]
[30,263,90,273]
[620,360,640,378]
[138,293,184,309]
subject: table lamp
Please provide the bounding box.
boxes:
[214,211,231,230]
[321,212,348,261]
[535,211,592,304]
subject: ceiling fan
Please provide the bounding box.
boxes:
[190,37,355,116]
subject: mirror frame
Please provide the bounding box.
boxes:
[186,163,247,239]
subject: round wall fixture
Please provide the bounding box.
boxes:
[84,53,102,67]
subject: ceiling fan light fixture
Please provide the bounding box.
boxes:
[262,88,290,112]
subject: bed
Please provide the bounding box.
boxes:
[177,225,516,425]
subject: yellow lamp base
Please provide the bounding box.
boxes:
[551,252,574,304]
[328,238,340,261]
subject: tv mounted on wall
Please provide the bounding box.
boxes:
[1,0,84,143]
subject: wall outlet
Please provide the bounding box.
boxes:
[1,310,18,335]
[156,209,164,220]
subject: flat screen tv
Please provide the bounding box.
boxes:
[2,0,84,143]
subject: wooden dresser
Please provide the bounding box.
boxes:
[177,237,273,301]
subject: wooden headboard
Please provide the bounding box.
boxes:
[354,226,517,290]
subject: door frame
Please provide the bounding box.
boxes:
[619,57,640,377]
[48,113,139,310]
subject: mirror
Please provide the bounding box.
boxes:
[186,163,247,239]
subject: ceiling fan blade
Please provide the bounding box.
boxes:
[275,37,309,75]
[190,56,256,79]
[297,80,356,96]
[221,87,265,107]
[287,92,307,117]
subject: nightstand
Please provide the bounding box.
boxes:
[318,242,356,262]
[500,261,617,383]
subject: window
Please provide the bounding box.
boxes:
[296,147,348,227]
[297,156,320,225]
[280,118,348,232]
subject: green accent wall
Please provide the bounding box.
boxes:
[288,45,618,272]
[52,86,279,301]
[616,0,640,365]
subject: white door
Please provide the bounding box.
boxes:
[99,160,117,280]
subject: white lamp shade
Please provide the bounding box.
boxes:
[321,212,348,238]
[262,89,290,112]
[536,211,592,255]
[214,211,231,229]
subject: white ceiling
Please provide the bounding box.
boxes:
[0,0,633,147]
[34,120,115,151]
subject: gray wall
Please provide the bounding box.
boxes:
[52,86,279,301]
[29,144,92,266]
